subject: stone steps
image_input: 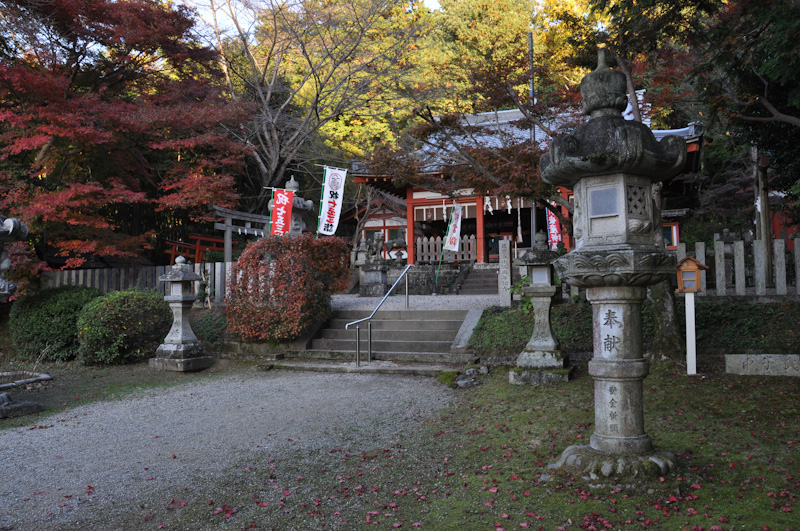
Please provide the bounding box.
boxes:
[300,309,476,364]
[458,268,499,295]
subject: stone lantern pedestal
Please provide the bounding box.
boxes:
[510,232,573,385]
[150,257,214,372]
[539,50,685,484]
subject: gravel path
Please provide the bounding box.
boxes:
[0,370,455,530]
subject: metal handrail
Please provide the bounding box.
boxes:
[345,263,413,366]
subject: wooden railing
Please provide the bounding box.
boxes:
[38,236,799,302]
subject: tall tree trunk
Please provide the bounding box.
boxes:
[647,280,684,361]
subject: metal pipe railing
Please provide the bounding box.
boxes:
[345,264,413,366]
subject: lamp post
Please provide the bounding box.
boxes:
[149,256,214,372]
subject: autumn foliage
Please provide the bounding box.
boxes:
[226,235,349,342]
[0,0,249,268]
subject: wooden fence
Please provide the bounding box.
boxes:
[415,235,477,264]
[39,236,799,302]
[42,262,234,304]
[676,237,799,296]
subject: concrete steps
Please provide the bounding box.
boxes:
[458,268,499,295]
[295,309,477,365]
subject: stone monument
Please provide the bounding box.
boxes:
[359,232,389,296]
[509,231,571,385]
[0,216,28,302]
[150,256,214,372]
[539,49,685,483]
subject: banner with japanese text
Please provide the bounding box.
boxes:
[546,203,562,250]
[443,203,463,251]
[317,167,347,235]
[270,188,294,236]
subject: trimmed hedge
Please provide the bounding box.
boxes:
[227,235,349,342]
[9,285,102,361]
[77,290,172,365]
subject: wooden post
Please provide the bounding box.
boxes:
[224,217,232,264]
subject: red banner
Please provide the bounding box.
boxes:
[270,189,294,236]
[546,204,562,250]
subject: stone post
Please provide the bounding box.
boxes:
[734,240,746,296]
[499,240,512,307]
[539,49,682,483]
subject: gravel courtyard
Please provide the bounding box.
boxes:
[0,369,455,530]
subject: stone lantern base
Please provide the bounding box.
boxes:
[149,343,214,372]
[359,264,388,296]
[508,366,574,386]
[544,444,679,487]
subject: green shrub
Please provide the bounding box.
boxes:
[193,311,227,343]
[9,285,102,361]
[77,290,172,365]
[467,306,536,356]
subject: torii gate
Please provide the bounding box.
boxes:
[212,205,271,263]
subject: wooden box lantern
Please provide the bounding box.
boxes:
[676,256,709,293]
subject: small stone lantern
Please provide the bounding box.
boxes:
[149,256,214,372]
[676,256,708,293]
[510,231,572,385]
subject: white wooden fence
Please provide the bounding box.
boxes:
[415,235,477,264]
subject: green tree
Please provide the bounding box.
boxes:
[197,0,429,214]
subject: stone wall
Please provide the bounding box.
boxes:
[386,264,462,295]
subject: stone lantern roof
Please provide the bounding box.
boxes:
[159,256,201,282]
[540,50,686,187]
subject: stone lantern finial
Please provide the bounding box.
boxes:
[580,49,629,119]
[285,175,300,192]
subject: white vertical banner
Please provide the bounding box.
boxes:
[317,167,347,235]
[443,203,463,251]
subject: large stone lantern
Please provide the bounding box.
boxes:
[540,50,685,483]
[149,256,214,372]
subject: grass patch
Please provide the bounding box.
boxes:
[470,299,800,358]
[437,370,459,385]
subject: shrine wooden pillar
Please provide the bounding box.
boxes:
[406,187,416,265]
[476,197,487,263]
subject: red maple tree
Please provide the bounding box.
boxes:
[0,0,250,268]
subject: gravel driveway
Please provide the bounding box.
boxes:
[0,370,455,530]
